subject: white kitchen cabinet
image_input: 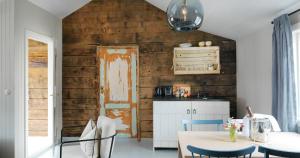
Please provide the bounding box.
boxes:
[153,101,191,148]
[153,100,230,149]
[191,101,230,131]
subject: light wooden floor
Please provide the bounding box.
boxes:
[36,138,178,158]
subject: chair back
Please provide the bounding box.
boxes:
[182,119,224,131]
[187,145,256,158]
[97,116,117,158]
[258,146,300,158]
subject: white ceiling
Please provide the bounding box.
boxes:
[28,0,91,18]
[28,0,299,40]
[146,0,299,40]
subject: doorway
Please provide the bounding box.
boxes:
[25,31,55,158]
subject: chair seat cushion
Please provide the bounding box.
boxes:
[80,119,101,158]
[97,116,116,158]
[62,144,86,158]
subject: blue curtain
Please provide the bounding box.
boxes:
[272,14,297,132]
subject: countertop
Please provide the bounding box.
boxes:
[152,96,228,101]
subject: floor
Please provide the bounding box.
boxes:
[36,138,178,158]
[28,136,52,158]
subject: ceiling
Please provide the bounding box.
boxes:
[28,0,299,40]
[146,0,299,39]
[28,0,91,18]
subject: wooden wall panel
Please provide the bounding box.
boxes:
[62,0,236,137]
[28,39,48,136]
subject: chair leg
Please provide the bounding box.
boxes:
[60,144,63,158]
[108,136,115,158]
[265,153,269,158]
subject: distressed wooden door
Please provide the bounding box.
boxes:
[97,46,139,138]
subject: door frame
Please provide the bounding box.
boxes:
[25,30,55,157]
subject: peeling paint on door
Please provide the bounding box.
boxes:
[97,46,139,138]
[107,57,128,101]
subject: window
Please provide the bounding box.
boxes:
[292,23,300,120]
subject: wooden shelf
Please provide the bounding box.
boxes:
[173,46,220,75]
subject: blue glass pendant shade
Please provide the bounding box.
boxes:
[167,0,204,32]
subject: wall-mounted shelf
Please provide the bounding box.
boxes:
[173,46,220,75]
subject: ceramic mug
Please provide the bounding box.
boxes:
[198,41,205,47]
[205,41,212,47]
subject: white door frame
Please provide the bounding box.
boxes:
[25,30,55,157]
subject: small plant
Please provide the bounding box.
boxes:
[224,118,243,142]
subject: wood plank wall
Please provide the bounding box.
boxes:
[28,39,48,136]
[62,0,236,137]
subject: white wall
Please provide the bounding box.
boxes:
[14,0,62,157]
[237,25,273,118]
[236,2,300,118]
[0,0,15,157]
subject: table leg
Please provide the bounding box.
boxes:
[178,142,182,158]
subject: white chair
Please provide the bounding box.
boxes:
[97,116,117,158]
[60,116,117,158]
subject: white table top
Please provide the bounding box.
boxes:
[178,131,300,158]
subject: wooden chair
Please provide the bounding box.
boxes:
[258,146,300,158]
[187,145,256,158]
[182,119,224,131]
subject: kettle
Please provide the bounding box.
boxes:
[154,87,163,96]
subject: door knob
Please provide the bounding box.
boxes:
[4,89,12,96]
[187,109,190,114]
[193,109,196,114]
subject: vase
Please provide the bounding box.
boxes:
[229,127,237,142]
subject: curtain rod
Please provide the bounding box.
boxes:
[271,8,300,24]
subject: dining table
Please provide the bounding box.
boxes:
[178,131,300,158]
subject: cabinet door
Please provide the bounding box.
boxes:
[191,101,229,131]
[153,101,191,148]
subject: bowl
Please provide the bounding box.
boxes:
[179,43,192,48]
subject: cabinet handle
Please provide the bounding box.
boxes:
[187,109,190,114]
[193,109,196,114]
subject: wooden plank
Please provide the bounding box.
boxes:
[29,99,48,110]
[63,120,89,127]
[29,109,48,120]
[28,39,48,136]
[141,120,153,132]
[63,66,97,77]
[139,88,153,99]
[63,99,97,110]
[29,57,48,67]
[140,77,159,88]
[140,109,153,121]
[141,131,153,138]
[29,120,48,131]
[192,86,236,97]
[63,89,97,99]
[63,109,98,121]
[29,89,48,99]
[29,68,48,88]
[63,56,96,66]
[29,131,48,136]
[63,77,96,88]
[140,99,152,110]
[63,47,96,56]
